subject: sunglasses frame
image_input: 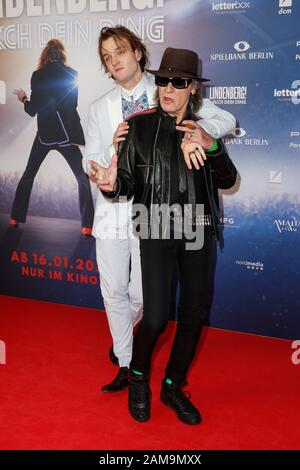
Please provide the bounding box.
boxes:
[155,76,193,89]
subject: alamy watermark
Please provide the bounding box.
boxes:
[94,199,210,250]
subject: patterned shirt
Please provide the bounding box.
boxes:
[121,92,149,120]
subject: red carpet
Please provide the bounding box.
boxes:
[0,295,299,450]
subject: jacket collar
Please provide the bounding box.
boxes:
[107,74,156,131]
[119,75,148,102]
[157,103,194,129]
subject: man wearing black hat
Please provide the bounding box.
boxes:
[83,27,236,396]
[90,47,237,425]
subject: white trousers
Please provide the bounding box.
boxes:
[96,236,143,367]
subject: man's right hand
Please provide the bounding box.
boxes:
[88,155,118,192]
[113,121,129,153]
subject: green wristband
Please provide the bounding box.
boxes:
[206,139,218,153]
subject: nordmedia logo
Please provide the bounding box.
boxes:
[278,0,292,15]
[209,85,247,105]
[210,41,274,62]
[236,260,264,271]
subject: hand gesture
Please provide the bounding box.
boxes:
[176,120,215,170]
[180,139,207,170]
[88,155,118,192]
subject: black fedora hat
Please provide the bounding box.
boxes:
[146,47,209,82]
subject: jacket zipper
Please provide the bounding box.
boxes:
[150,117,162,235]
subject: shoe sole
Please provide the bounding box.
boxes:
[101,385,128,393]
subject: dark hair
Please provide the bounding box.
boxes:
[38,38,67,69]
[154,81,203,115]
[98,25,149,73]
[190,81,203,114]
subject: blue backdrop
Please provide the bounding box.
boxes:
[0,0,299,340]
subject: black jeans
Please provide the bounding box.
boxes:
[11,135,94,227]
[131,228,216,385]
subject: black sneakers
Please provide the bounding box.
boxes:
[128,371,151,422]
[160,379,201,425]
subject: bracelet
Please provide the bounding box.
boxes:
[206,139,219,153]
[21,96,27,103]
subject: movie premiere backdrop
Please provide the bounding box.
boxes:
[0,0,299,340]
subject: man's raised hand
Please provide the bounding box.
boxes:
[88,154,118,192]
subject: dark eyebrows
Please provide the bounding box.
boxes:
[102,44,127,58]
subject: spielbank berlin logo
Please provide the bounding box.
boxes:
[210,41,274,62]
[224,128,269,147]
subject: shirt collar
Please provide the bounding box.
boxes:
[120,75,147,102]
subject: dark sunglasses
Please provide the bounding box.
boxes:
[155,76,193,89]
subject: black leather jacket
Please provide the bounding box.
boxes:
[24,62,85,146]
[106,105,237,240]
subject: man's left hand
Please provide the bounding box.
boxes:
[176,120,214,149]
[177,120,214,170]
[180,140,207,170]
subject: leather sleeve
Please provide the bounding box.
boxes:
[206,140,237,189]
[101,121,136,200]
[116,122,136,199]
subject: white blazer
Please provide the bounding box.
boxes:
[83,74,236,239]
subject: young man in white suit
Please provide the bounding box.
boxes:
[82,26,236,392]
